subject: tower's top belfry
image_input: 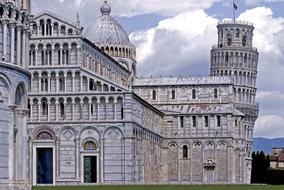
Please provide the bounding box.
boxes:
[216,20,254,50]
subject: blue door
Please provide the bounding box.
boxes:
[37,148,53,184]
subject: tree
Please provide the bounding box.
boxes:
[251,151,270,184]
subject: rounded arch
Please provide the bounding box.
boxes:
[103,126,123,138]
[15,82,27,108]
[58,126,77,137]
[79,126,101,139]
[0,74,12,101]
[81,138,100,151]
[33,126,56,141]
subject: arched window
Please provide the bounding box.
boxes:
[192,89,196,100]
[83,141,97,150]
[225,52,229,63]
[37,131,53,140]
[42,100,48,115]
[41,77,48,92]
[227,34,232,46]
[152,90,157,100]
[214,88,218,99]
[242,35,247,47]
[172,89,176,100]
[59,77,65,91]
[15,84,25,108]
[236,29,240,37]
[0,7,4,18]
[60,102,65,117]
[244,54,247,63]
[183,145,188,158]
[217,116,221,127]
[204,116,209,128]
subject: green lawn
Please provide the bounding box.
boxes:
[32,185,284,190]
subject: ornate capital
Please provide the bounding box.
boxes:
[8,105,16,113]
[15,109,29,117]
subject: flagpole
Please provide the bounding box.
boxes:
[233,0,236,22]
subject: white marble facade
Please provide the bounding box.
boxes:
[0,0,259,188]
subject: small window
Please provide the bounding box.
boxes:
[214,88,218,99]
[183,145,188,159]
[242,35,247,47]
[42,101,47,115]
[204,116,209,128]
[227,34,232,46]
[236,29,240,37]
[217,116,221,127]
[235,120,238,127]
[60,102,65,117]
[59,78,64,91]
[192,89,196,100]
[121,107,124,119]
[89,80,94,91]
[91,104,94,115]
[180,116,184,128]
[152,90,157,100]
[172,89,176,100]
[225,52,229,63]
[192,116,197,128]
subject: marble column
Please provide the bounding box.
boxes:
[3,21,7,61]
[22,31,26,67]
[10,24,15,63]
[17,26,21,65]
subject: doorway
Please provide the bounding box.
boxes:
[83,156,97,183]
[205,167,214,183]
[36,148,53,184]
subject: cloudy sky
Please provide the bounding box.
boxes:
[32,0,284,139]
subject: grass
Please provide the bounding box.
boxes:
[32,185,284,190]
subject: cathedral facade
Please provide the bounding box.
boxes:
[0,0,259,188]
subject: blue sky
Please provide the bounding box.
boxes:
[32,0,284,139]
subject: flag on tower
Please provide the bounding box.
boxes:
[233,2,238,10]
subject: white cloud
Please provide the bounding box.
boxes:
[130,10,218,76]
[32,0,221,30]
[255,115,284,138]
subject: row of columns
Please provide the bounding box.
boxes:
[29,98,122,122]
[33,73,115,93]
[2,21,27,67]
[234,88,256,105]
[35,20,72,37]
[30,46,80,66]
[212,70,257,87]
[211,54,257,70]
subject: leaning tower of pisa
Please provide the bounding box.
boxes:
[0,0,31,189]
[210,20,259,183]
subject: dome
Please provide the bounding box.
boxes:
[85,1,133,47]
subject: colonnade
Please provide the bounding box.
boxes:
[28,96,124,122]
[234,88,256,105]
[31,71,119,94]
[211,51,258,70]
[211,70,257,87]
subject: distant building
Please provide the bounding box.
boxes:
[269,148,284,169]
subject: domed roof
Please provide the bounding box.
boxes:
[85,1,132,47]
